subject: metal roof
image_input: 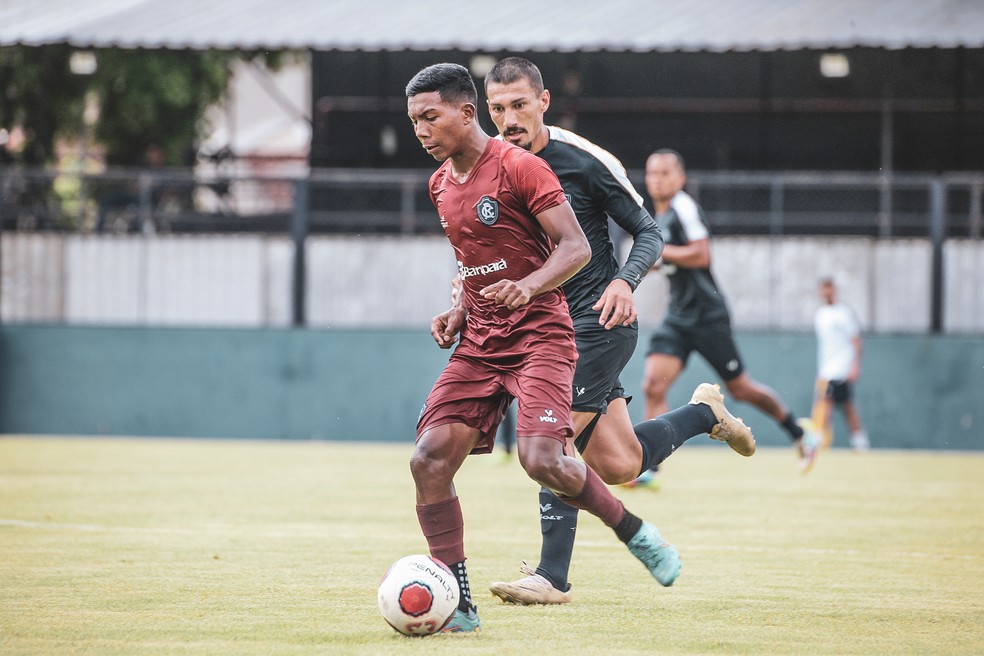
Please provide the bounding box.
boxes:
[3,0,984,52]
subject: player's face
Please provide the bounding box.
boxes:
[819,282,836,304]
[407,92,467,162]
[486,78,548,151]
[645,154,685,202]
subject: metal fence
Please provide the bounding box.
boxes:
[2,166,982,238]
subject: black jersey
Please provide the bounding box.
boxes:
[535,126,663,321]
[659,191,730,327]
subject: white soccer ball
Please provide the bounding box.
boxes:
[377,554,460,636]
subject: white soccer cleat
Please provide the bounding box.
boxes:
[690,383,756,457]
[489,561,572,605]
[850,431,870,451]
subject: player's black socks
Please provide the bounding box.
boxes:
[782,412,805,441]
[450,560,475,614]
[535,488,578,592]
[633,403,716,475]
[613,509,643,544]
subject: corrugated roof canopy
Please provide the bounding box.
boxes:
[3,0,984,52]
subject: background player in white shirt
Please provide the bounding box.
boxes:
[812,277,869,451]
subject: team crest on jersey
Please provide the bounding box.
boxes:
[475,196,499,225]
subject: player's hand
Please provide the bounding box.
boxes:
[593,279,637,329]
[480,279,533,309]
[430,306,467,349]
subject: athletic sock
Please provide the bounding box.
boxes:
[634,403,715,474]
[416,497,465,566]
[559,465,625,528]
[448,560,476,614]
[535,488,578,592]
[417,498,473,613]
[781,411,805,441]
[613,510,643,544]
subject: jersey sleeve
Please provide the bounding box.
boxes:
[671,192,709,242]
[510,149,568,217]
[584,156,664,290]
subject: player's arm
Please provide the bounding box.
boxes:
[657,194,711,270]
[481,201,590,309]
[659,238,710,269]
[847,334,862,382]
[593,165,665,328]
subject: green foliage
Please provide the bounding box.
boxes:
[0,45,88,164]
[0,46,291,167]
[92,49,235,165]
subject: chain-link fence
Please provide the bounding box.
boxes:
[2,166,982,238]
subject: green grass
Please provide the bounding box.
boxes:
[1,436,982,655]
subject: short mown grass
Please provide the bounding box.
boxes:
[1,436,981,655]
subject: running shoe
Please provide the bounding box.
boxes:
[797,420,821,474]
[690,383,756,457]
[620,469,661,491]
[440,607,481,633]
[626,522,681,587]
[489,561,572,605]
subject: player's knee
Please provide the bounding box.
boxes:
[593,460,637,486]
[409,443,449,485]
[641,374,667,401]
[724,378,753,402]
[519,451,564,488]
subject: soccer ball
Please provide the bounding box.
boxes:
[377,554,460,636]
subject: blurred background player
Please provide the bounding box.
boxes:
[483,58,754,606]
[407,62,683,632]
[811,276,869,451]
[637,148,815,480]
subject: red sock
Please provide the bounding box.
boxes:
[416,497,465,566]
[559,466,625,528]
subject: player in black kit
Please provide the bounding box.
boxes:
[637,149,814,486]
[483,58,755,605]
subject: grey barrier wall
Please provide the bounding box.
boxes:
[0,325,981,450]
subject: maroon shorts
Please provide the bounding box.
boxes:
[416,351,575,454]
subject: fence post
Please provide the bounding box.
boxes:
[291,177,310,327]
[137,172,153,232]
[400,177,417,234]
[929,178,947,333]
[769,178,784,236]
[969,180,982,239]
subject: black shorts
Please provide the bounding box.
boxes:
[825,380,853,404]
[646,318,745,381]
[571,319,636,414]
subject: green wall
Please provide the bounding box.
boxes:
[1,325,981,450]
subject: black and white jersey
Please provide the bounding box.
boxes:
[659,190,730,327]
[536,126,663,321]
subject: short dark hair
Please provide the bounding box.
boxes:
[405,63,478,105]
[653,148,686,172]
[484,56,544,94]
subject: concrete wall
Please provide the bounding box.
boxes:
[4,233,984,333]
[1,325,980,450]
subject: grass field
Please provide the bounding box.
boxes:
[1,436,982,655]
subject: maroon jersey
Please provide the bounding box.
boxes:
[429,138,576,360]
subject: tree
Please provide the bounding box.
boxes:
[0,45,88,165]
[0,45,288,167]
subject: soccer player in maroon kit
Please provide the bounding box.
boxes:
[406,63,681,633]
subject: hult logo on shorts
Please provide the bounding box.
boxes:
[475,195,499,225]
[539,409,558,423]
